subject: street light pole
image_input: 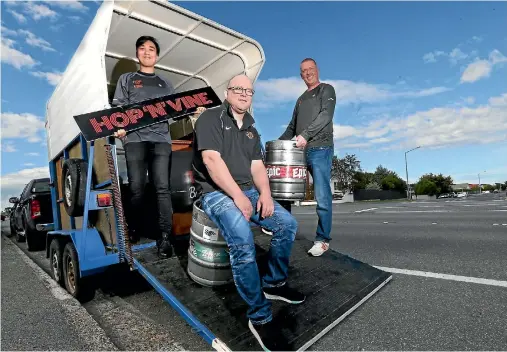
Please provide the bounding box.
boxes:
[478,171,486,194]
[405,146,421,200]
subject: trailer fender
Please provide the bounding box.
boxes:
[45,232,72,259]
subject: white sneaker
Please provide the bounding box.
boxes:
[308,241,329,256]
[261,227,273,236]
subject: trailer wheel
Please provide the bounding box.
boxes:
[61,159,88,217]
[62,242,94,302]
[49,238,64,286]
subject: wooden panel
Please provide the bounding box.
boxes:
[173,212,192,236]
[91,138,112,185]
[95,208,117,245]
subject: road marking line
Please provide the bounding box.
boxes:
[491,210,507,212]
[377,210,449,213]
[355,208,377,213]
[374,266,507,288]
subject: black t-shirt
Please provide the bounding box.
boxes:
[192,100,263,194]
[111,71,175,144]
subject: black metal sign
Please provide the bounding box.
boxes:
[73,86,222,141]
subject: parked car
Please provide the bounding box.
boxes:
[9,178,53,251]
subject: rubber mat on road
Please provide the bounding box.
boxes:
[134,229,392,351]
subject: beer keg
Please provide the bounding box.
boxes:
[264,140,307,201]
[187,199,233,287]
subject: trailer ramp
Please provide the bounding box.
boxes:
[134,228,392,351]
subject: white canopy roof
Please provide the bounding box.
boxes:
[45,0,266,160]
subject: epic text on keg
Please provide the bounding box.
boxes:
[266,165,307,179]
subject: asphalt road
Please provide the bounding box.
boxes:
[4,192,507,351]
[0,232,116,351]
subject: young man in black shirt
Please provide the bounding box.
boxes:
[192,74,305,351]
[112,36,175,257]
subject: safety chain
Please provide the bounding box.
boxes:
[105,143,133,269]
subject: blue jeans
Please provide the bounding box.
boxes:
[306,146,333,243]
[201,187,298,324]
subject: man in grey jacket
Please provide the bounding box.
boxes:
[279,58,336,256]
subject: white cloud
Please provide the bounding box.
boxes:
[423,50,446,63]
[46,1,88,11]
[471,36,483,43]
[25,152,40,157]
[489,93,507,107]
[460,49,507,83]
[23,2,58,21]
[8,10,27,24]
[461,60,491,83]
[334,92,507,151]
[0,167,49,209]
[30,71,63,86]
[0,142,18,153]
[17,29,55,52]
[0,37,38,69]
[254,77,449,109]
[1,112,46,143]
[449,48,468,65]
[424,48,469,65]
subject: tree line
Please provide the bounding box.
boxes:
[330,154,507,196]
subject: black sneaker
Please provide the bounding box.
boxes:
[263,284,305,304]
[248,319,288,351]
[157,232,173,258]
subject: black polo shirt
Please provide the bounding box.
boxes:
[192,100,263,194]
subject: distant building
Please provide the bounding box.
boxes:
[451,183,470,191]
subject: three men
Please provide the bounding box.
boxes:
[112,36,175,257]
[192,74,305,351]
[279,58,336,257]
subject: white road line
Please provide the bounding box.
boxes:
[374,266,507,288]
[355,207,377,213]
[490,209,507,212]
[377,210,449,213]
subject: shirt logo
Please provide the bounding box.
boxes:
[133,79,143,89]
[225,126,231,130]
[245,131,254,139]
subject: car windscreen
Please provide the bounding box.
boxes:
[32,182,50,193]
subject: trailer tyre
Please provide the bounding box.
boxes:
[49,238,64,286]
[62,242,94,302]
[62,159,88,217]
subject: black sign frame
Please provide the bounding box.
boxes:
[73,86,222,141]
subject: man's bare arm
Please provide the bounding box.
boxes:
[202,150,245,200]
[251,160,271,197]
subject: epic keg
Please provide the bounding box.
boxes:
[264,140,307,201]
[187,199,233,287]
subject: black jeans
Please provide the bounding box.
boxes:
[124,142,172,235]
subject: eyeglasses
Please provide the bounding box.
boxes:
[227,86,255,96]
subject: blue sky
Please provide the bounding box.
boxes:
[1,1,506,208]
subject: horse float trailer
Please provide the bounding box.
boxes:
[40,1,392,350]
